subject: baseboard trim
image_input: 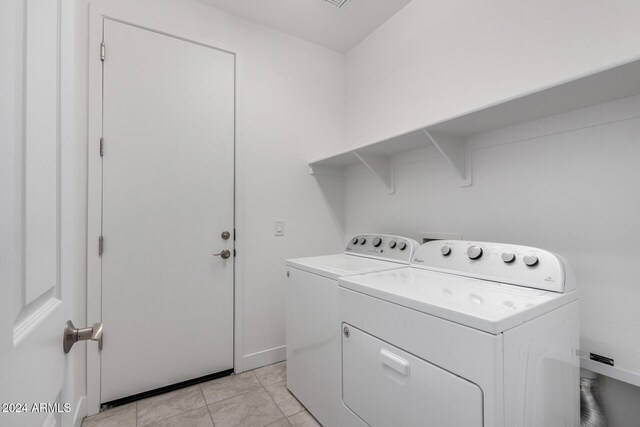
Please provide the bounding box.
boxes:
[242,345,286,371]
[73,396,87,427]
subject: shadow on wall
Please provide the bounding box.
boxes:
[313,173,346,239]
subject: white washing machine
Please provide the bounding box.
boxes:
[286,234,419,427]
[338,240,579,427]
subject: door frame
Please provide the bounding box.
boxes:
[87,4,246,415]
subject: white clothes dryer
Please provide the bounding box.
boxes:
[338,240,579,427]
[286,234,419,427]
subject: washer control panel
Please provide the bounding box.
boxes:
[345,234,419,263]
[411,240,575,292]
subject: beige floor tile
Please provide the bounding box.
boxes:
[287,411,321,427]
[201,371,262,404]
[265,381,303,417]
[254,361,286,386]
[82,403,136,427]
[266,419,291,427]
[208,388,285,427]
[145,406,213,427]
[137,385,206,426]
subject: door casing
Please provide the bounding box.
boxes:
[87,4,247,415]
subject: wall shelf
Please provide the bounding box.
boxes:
[309,57,640,190]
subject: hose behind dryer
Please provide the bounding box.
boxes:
[581,369,608,427]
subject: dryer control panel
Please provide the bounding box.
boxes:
[411,240,576,293]
[345,234,419,264]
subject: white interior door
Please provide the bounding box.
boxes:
[100,19,235,403]
[1,1,76,426]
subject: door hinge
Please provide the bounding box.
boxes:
[98,236,104,256]
[100,42,105,61]
[99,137,104,157]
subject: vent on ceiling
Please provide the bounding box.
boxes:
[324,0,350,8]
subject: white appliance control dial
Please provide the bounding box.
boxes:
[441,245,451,256]
[410,240,574,292]
[344,235,419,263]
[501,252,516,263]
[467,245,483,260]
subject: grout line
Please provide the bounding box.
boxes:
[263,379,304,418]
[131,368,286,427]
[205,397,216,427]
[205,385,264,407]
[137,387,208,427]
[263,384,285,419]
[253,362,286,387]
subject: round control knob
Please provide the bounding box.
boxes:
[360,238,366,245]
[389,240,397,249]
[467,245,483,260]
[441,245,451,256]
[351,237,359,245]
[398,242,407,251]
[373,237,382,247]
[523,254,539,267]
[501,252,516,263]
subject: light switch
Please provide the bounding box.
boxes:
[275,221,284,236]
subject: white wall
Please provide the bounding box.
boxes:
[600,375,640,427]
[344,1,640,422]
[343,95,640,426]
[74,0,346,415]
[346,0,640,148]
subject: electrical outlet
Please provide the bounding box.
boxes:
[275,221,284,237]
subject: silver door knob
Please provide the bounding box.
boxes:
[221,231,231,240]
[64,320,103,353]
[213,249,231,259]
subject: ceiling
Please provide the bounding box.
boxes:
[198,0,412,53]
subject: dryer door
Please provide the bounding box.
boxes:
[342,323,484,427]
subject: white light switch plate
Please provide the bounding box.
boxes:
[275,221,285,236]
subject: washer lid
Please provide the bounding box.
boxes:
[286,254,404,280]
[338,267,577,334]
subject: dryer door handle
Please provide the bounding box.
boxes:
[380,349,410,376]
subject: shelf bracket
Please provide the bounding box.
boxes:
[424,130,471,186]
[354,152,394,194]
[309,164,345,176]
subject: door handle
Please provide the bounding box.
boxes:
[213,249,231,259]
[64,320,103,353]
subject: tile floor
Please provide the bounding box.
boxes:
[82,362,321,427]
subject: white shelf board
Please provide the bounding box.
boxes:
[310,129,429,167]
[309,57,640,188]
[429,57,640,137]
[581,357,640,388]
